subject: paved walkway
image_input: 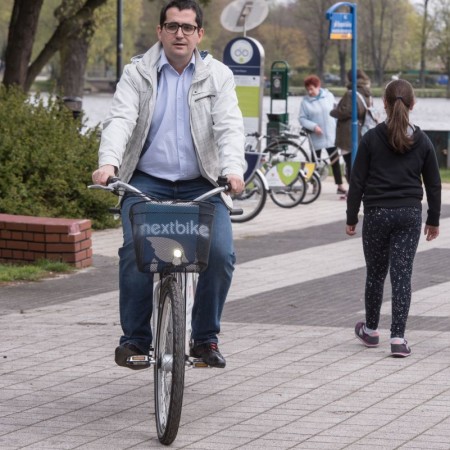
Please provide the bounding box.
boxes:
[1,179,450,449]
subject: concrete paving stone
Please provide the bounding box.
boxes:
[18,435,100,449]
[316,423,384,438]
[410,433,450,444]
[213,426,266,439]
[363,428,427,441]
[258,429,316,442]
[291,443,349,450]
[178,420,235,433]
[345,445,399,450]
[238,441,300,450]
[345,439,405,450]
[400,444,450,450]
[183,443,238,450]
[299,434,358,445]
[0,435,49,448]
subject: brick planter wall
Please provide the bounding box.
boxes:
[0,214,92,268]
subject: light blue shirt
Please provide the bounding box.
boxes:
[137,51,201,181]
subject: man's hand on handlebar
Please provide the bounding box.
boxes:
[92,165,116,185]
[225,174,245,195]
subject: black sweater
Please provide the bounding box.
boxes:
[346,122,441,226]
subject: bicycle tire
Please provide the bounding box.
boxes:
[301,171,322,204]
[154,276,185,445]
[265,139,310,162]
[231,170,267,223]
[265,140,307,208]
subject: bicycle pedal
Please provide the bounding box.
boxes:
[126,355,153,367]
[187,358,211,368]
[192,358,211,369]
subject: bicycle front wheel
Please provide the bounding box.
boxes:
[301,171,322,204]
[154,276,185,445]
[231,170,267,223]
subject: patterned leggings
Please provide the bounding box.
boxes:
[362,207,422,338]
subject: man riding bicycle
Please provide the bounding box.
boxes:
[91,0,245,368]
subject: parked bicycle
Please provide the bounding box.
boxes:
[89,177,241,445]
[265,131,321,206]
[231,131,319,222]
[289,127,343,182]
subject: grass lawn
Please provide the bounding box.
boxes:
[440,168,450,184]
[0,259,74,285]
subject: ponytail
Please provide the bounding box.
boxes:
[384,80,415,153]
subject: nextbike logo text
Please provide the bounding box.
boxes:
[138,220,210,238]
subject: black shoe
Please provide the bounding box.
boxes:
[391,340,411,358]
[190,342,226,368]
[115,343,148,370]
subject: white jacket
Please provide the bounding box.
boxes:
[98,42,245,185]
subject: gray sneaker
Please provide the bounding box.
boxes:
[355,322,380,347]
[391,340,411,358]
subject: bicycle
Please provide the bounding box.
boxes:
[89,176,241,445]
[292,127,342,183]
[230,133,310,222]
[230,130,324,221]
[263,132,320,206]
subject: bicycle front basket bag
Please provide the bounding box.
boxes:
[129,200,215,273]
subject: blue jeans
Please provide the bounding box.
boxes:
[118,171,236,352]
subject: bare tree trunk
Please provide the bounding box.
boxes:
[3,0,44,88]
[57,0,96,101]
[420,0,430,88]
[338,41,347,86]
[60,36,90,98]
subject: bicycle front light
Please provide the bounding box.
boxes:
[172,248,183,266]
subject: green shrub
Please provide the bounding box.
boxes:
[0,85,118,229]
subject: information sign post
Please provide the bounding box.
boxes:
[223,37,265,145]
[326,2,358,164]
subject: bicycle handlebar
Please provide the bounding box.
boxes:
[88,176,243,216]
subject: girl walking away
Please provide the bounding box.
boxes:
[346,79,441,358]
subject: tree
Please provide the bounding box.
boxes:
[358,0,412,85]
[57,0,96,98]
[292,0,336,78]
[419,0,431,88]
[3,0,44,89]
[2,0,107,92]
[435,0,450,98]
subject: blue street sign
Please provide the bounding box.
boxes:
[329,12,353,40]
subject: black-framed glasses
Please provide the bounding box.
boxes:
[163,22,198,35]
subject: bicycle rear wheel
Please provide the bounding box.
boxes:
[154,276,185,445]
[231,170,267,223]
[301,171,322,204]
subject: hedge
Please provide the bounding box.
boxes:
[0,85,118,229]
